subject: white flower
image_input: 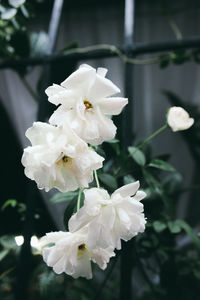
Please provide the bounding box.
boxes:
[69,182,146,250]
[167,106,194,132]
[22,122,104,192]
[40,230,115,279]
[45,64,128,145]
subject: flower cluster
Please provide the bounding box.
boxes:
[22,64,146,279]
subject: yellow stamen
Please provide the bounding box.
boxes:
[62,155,69,163]
[56,154,72,167]
[77,243,86,257]
[78,243,86,250]
[83,99,93,110]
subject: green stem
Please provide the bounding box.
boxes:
[77,189,82,211]
[114,124,168,177]
[94,170,100,188]
[136,123,168,151]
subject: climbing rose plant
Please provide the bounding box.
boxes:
[22,64,194,279]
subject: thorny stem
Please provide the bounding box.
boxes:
[77,189,82,211]
[94,170,100,188]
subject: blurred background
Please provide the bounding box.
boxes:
[0,0,200,299]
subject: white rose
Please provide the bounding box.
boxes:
[69,182,146,250]
[45,64,128,145]
[167,106,194,132]
[40,229,115,279]
[22,122,104,192]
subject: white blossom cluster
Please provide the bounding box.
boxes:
[22,64,146,279]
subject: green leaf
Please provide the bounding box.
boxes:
[50,191,78,204]
[20,5,29,18]
[0,236,17,249]
[0,5,5,13]
[105,138,119,144]
[63,197,78,231]
[103,159,113,173]
[17,203,26,213]
[128,146,146,166]
[39,270,57,296]
[98,174,118,190]
[142,169,162,195]
[159,54,170,69]
[1,8,17,20]
[1,199,17,210]
[176,220,200,251]
[167,220,181,233]
[148,158,175,172]
[8,0,25,7]
[142,187,151,199]
[0,249,9,261]
[153,221,167,233]
[30,31,49,57]
[95,146,106,158]
[163,172,183,195]
[123,175,135,185]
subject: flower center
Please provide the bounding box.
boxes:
[56,153,72,167]
[83,99,93,110]
[62,155,70,163]
[78,243,86,250]
[77,243,87,257]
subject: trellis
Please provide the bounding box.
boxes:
[2,0,200,299]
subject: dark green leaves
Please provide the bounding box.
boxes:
[63,197,77,231]
[153,221,167,233]
[128,146,146,166]
[142,168,162,196]
[50,191,78,204]
[167,220,181,233]
[63,191,84,231]
[99,173,118,190]
[30,31,49,57]
[1,8,17,20]
[123,174,135,185]
[8,0,26,8]
[176,220,200,251]
[148,158,175,172]
[1,199,17,210]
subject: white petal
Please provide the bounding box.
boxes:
[68,207,92,233]
[133,191,146,201]
[48,89,77,107]
[88,74,120,100]
[95,107,117,143]
[97,67,108,77]
[92,247,115,270]
[45,83,65,97]
[87,221,112,249]
[84,188,110,214]
[61,66,96,92]
[73,254,92,279]
[112,181,140,198]
[40,231,69,245]
[53,255,67,274]
[98,97,128,115]
[25,122,57,145]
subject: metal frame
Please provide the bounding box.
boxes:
[1,37,200,69]
[6,0,200,299]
